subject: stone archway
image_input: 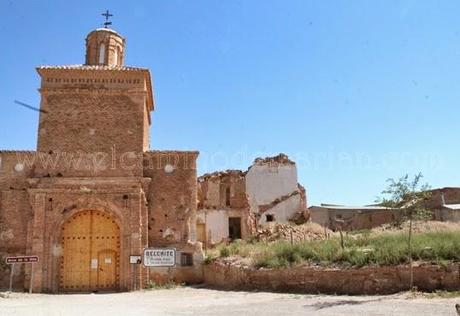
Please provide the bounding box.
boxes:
[59,210,120,292]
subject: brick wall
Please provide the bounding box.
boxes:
[204,261,459,294]
[427,188,460,209]
[143,151,198,246]
[0,152,36,290]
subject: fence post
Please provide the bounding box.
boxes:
[29,263,34,294]
[9,263,15,293]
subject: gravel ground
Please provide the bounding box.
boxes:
[0,287,458,316]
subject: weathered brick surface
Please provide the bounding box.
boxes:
[204,262,460,294]
[198,170,248,209]
[0,28,203,292]
[143,151,198,246]
[197,170,256,245]
[143,151,204,284]
[0,152,36,290]
[0,152,36,189]
[427,187,460,209]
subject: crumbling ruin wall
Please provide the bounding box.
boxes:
[258,193,303,226]
[246,154,307,225]
[204,261,460,294]
[197,154,309,237]
[246,155,298,209]
[197,170,255,246]
[198,170,248,209]
[196,209,254,245]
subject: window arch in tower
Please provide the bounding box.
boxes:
[99,43,106,64]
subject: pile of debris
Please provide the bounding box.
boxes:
[198,169,246,183]
[255,222,333,243]
[253,153,295,166]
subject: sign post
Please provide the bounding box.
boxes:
[8,263,14,293]
[29,264,34,294]
[143,248,176,267]
[129,255,142,291]
[5,255,39,293]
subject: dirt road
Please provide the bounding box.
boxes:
[0,287,457,316]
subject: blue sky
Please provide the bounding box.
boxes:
[1,0,459,205]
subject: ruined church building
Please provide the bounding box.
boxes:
[0,27,204,292]
[0,20,313,292]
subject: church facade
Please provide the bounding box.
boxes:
[0,27,203,293]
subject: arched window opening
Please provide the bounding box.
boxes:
[113,47,118,66]
[225,187,231,207]
[117,46,122,65]
[99,43,106,64]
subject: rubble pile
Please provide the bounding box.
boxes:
[255,222,333,243]
[198,169,246,182]
[253,153,295,166]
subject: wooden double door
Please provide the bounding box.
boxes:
[60,210,120,292]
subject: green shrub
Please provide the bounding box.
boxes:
[147,280,178,290]
[220,247,230,257]
[203,254,216,264]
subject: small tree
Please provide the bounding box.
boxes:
[379,173,432,289]
[332,215,355,250]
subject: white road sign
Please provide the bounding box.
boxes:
[143,248,176,267]
[130,255,142,264]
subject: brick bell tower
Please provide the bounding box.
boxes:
[1,16,202,294]
[85,28,125,66]
[27,23,155,293]
[35,26,154,177]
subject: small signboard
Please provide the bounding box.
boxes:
[5,255,39,293]
[143,248,176,267]
[130,255,142,264]
[6,256,39,264]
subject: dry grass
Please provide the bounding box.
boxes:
[254,221,336,243]
[206,221,460,269]
[372,221,460,235]
[407,290,460,299]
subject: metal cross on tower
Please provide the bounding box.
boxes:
[102,10,113,28]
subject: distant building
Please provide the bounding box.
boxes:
[427,187,460,222]
[439,204,460,221]
[309,204,399,231]
[310,187,460,230]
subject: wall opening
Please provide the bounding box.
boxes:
[225,187,231,207]
[180,253,193,266]
[228,217,242,240]
[98,43,106,64]
[113,47,118,65]
[196,223,206,249]
[265,214,274,222]
[117,46,122,65]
